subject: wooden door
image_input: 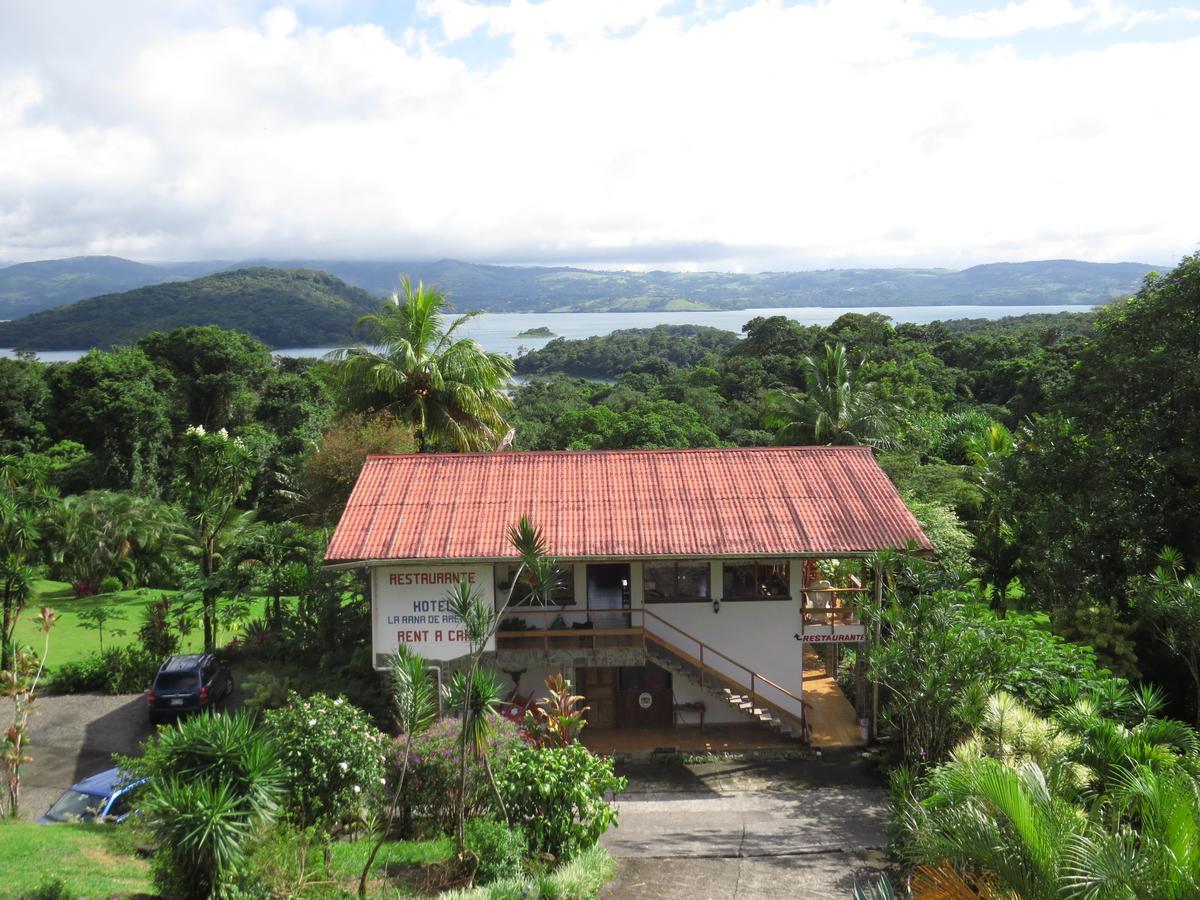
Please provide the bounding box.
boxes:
[577,667,617,728]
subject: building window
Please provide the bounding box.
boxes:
[722,560,790,600]
[643,561,710,602]
[495,563,575,606]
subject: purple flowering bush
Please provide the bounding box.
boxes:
[396,714,524,836]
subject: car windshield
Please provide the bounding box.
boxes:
[46,789,104,822]
[155,671,198,691]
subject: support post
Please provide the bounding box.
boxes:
[869,561,883,742]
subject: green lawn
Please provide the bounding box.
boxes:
[0,818,456,899]
[0,819,152,897]
[14,579,269,670]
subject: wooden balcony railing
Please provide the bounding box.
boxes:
[801,586,867,626]
[495,607,644,652]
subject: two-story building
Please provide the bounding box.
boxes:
[325,445,930,747]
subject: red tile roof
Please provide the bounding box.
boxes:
[325,446,931,563]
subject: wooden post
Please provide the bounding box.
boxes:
[870,560,883,742]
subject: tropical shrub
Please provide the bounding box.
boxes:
[43,645,158,695]
[263,692,387,833]
[465,817,526,884]
[524,673,589,748]
[399,715,524,835]
[867,553,1131,768]
[241,671,293,713]
[131,711,285,900]
[899,693,1200,898]
[97,575,123,594]
[498,743,626,860]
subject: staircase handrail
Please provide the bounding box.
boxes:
[641,607,809,728]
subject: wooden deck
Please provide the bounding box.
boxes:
[803,651,866,748]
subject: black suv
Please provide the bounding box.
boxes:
[146,654,233,724]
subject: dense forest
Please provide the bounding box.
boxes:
[2,254,1199,895]
[0,267,382,350]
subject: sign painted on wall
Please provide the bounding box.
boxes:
[372,564,495,666]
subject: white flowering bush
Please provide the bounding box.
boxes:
[264,691,387,832]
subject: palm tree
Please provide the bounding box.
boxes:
[331,279,514,452]
[232,522,315,628]
[904,692,1200,898]
[965,422,1018,612]
[765,343,896,447]
[49,491,186,595]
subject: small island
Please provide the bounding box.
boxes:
[514,326,558,338]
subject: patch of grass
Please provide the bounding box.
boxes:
[0,819,151,897]
[14,579,268,671]
[250,832,455,898]
[440,847,616,900]
[328,834,457,873]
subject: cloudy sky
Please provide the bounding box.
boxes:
[1,0,1197,271]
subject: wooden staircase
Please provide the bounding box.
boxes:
[643,615,811,743]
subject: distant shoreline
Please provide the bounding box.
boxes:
[1,303,1095,359]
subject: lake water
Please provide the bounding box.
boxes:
[3,304,1090,362]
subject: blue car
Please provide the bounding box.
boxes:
[38,767,147,824]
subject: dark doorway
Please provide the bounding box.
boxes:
[579,664,674,729]
[617,664,673,728]
[587,563,631,628]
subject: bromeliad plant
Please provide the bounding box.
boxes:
[525,673,590,748]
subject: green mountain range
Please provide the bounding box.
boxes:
[0,255,1162,351]
[0,267,380,350]
[0,255,217,319]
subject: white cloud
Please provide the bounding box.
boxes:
[0,0,1197,267]
[911,0,1089,39]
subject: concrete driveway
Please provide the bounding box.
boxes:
[600,753,893,899]
[5,692,155,821]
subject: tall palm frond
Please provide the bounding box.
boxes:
[330,278,513,451]
[765,343,898,448]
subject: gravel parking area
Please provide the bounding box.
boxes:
[4,692,155,821]
[7,679,250,822]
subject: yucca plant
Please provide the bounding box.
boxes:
[446,667,510,821]
[134,711,284,899]
[443,515,553,855]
